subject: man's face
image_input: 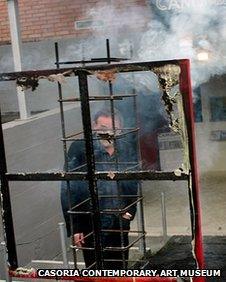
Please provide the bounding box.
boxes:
[93,115,121,149]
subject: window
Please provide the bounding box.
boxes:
[210,96,226,122]
[74,20,104,30]
[193,87,203,122]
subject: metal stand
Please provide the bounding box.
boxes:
[1,241,12,282]
[161,192,168,244]
[58,223,69,268]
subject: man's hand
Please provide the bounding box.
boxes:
[122,212,132,220]
[74,233,85,247]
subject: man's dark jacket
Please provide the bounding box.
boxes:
[61,137,138,237]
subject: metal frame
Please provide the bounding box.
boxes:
[0,56,204,278]
[55,39,147,269]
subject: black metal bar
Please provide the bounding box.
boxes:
[78,70,103,269]
[101,197,143,214]
[188,171,195,239]
[104,233,145,251]
[70,194,142,213]
[0,59,184,81]
[63,130,84,140]
[92,171,189,181]
[6,171,189,181]
[55,42,78,267]
[101,229,144,234]
[95,161,138,165]
[0,108,18,270]
[106,38,127,268]
[130,45,147,255]
[106,39,111,64]
[63,127,139,141]
[91,57,128,62]
[70,161,140,173]
[70,197,143,215]
[55,57,128,65]
[70,163,87,171]
[58,94,137,102]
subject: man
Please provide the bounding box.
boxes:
[61,108,138,269]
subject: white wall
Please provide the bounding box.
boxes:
[196,76,226,173]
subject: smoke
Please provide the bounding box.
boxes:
[84,1,226,88]
[0,46,14,72]
[88,2,149,40]
[69,2,150,60]
[138,1,226,87]
[80,1,226,172]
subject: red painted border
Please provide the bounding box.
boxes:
[9,271,177,282]
[179,60,205,282]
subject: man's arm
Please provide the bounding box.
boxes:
[122,138,139,221]
[60,141,89,237]
[123,180,139,220]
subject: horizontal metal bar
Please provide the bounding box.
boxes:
[71,245,94,251]
[63,128,139,141]
[86,261,96,269]
[0,59,183,81]
[58,94,137,102]
[100,259,149,264]
[55,57,128,65]
[101,197,143,215]
[70,161,139,172]
[6,171,189,181]
[104,233,145,252]
[124,163,141,171]
[101,229,144,234]
[71,194,141,211]
[95,161,138,165]
[71,230,145,251]
[95,171,189,181]
[63,127,137,141]
[31,260,76,265]
[71,163,87,171]
[69,161,141,172]
[6,172,86,181]
[68,211,92,215]
[90,57,128,62]
[63,130,84,139]
[72,163,140,173]
[98,195,140,198]
[69,197,143,215]
[140,260,150,269]
[70,197,91,211]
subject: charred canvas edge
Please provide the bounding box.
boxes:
[151,64,189,174]
[0,60,183,87]
[152,65,197,271]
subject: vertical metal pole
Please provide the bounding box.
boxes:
[161,192,167,244]
[0,108,18,270]
[58,222,69,268]
[130,44,146,255]
[188,172,195,238]
[7,0,28,119]
[1,241,12,282]
[106,39,127,268]
[55,42,78,267]
[78,70,103,269]
[1,200,11,281]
